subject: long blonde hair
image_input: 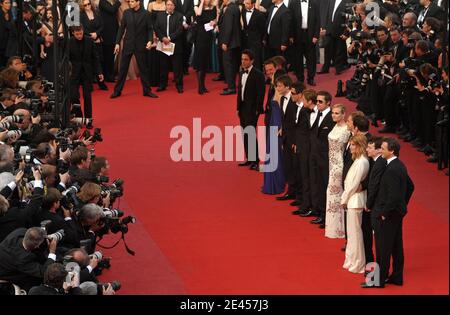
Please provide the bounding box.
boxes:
[350,134,368,160]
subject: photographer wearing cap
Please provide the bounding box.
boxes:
[0,226,58,291]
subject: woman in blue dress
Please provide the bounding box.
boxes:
[262,88,286,195]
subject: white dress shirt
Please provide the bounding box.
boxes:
[318,106,330,127]
[387,156,398,165]
[166,13,171,38]
[301,0,309,29]
[310,105,318,126]
[246,8,254,25]
[241,65,253,101]
[418,5,430,25]
[332,0,343,22]
[267,4,280,34]
[281,91,291,114]
[373,154,381,162]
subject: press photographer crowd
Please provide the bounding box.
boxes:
[0,0,448,294]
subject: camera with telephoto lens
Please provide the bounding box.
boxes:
[2,115,24,124]
[428,73,444,89]
[47,229,65,242]
[97,208,136,237]
[98,281,121,293]
[62,184,81,209]
[83,128,103,143]
[89,251,112,276]
[71,117,93,129]
[101,180,124,204]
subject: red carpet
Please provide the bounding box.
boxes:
[90,69,448,295]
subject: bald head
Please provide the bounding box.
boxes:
[402,12,417,28]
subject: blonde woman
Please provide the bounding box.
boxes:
[325,104,351,239]
[341,134,369,274]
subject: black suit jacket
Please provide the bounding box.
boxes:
[175,0,195,22]
[0,228,54,290]
[115,7,153,54]
[323,0,354,37]
[237,67,266,119]
[282,98,299,147]
[310,110,335,155]
[242,8,266,50]
[366,156,387,210]
[289,0,320,42]
[419,2,446,25]
[155,11,184,55]
[218,3,242,49]
[69,36,102,83]
[266,3,291,49]
[294,105,312,151]
[99,0,121,45]
[373,158,414,218]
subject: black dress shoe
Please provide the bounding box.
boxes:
[212,76,224,81]
[319,223,325,229]
[110,92,121,99]
[249,163,259,171]
[98,82,109,90]
[290,200,301,206]
[143,91,158,98]
[156,86,167,92]
[399,133,411,140]
[385,278,403,286]
[177,88,184,94]
[361,283,384,289]
[317,69,329,74]
[299,210,314,217]
[238,161,252,166]
[220,89,236,95]
[427,154,438,163]
[310,217,324,224]
[307,79,316,86]
[292,210,302,215]
[276,194,296,201]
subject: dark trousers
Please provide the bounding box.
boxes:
[362,210,374,263]
[159,52,183,89]
[384,83,401,128]
[309,151,329,218]
[373,214,404,284]
[294,36,317,81]
[114,51,151,94]
[71,77,93,118]
[102,44,115,81]
[182,32,192,71]
[294,144,311,210]
[264,46,283,61]
[283,143,297,195]
[223,47,239,90]
[239,113,259,163]
[322,35,348,72]
[420,96,438,146]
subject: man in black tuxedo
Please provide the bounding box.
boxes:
[154,0,185,93]
[265,0,291,59]
[363,138,414,288]
[288,0,320,85]
[21,4,47,64]
[242,0,267,70]
[98,0,122,82]
[364,136,387,267]
[0,227,58,292]
[262,59,281,134]
[69,26,104,119]
[111,0,157,98]
[237,49,266,170]
[218,0,242,95]
[319,0,352,75]
[417,0,446,27]
[308,91,336,227]
[174,0,194,74]
[277,74,298,201]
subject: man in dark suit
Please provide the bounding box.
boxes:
[98,0,122,82]
[417,0,446,27]
[308,91,335,227]
[288,0,320,85]
[362,138,414,288]
[0,227,58,292]
[364,136,387,267]
[174,0,194,74]
[262,59,282,135]
[319,0,353,75]
[69,26,104,119]
[111,0,157,98]
[237,49,266,170]
[265,0,291,59]
[242,0,267,70]
[218,0,242,95]
[154,0,185,93]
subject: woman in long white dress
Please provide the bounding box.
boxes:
[325,104,351,239]
[341,134,370,274]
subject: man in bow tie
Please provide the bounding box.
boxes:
[241,0,266,70]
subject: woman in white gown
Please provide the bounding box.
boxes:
[341,134,370,274]
[325,104,351,239]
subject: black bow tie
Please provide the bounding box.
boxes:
[246,10,253,13]
[274,5,278,8]
[301,0,307,2]
[242,70,249,74]
[318,111,323,117]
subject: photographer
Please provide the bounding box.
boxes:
[72,203,105,254]
[28,263,82,295]
[0,226,58,291]
[69,146,93,185]
[0,167,44,242]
